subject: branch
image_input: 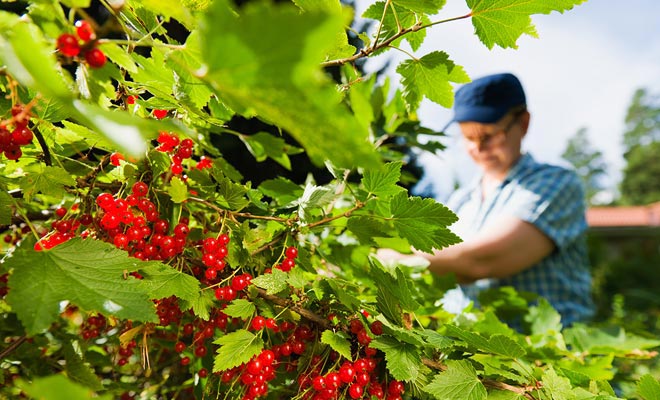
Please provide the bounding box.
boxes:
[0,336,28,360]
[321,13,472,68]
[256,288,332,330]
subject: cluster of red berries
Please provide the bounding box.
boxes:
[56,20,106,68]
[81,314,107,340]
[236,348,279,399]
[0,104,34,161]
[116,340,138,366]
[201,233,231,281]
[275,246,299,272]
[2,223,31,247]
[156,132,197,175]
[33,205,85,251]
[155,296,183,327]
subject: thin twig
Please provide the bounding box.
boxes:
[0,336,28,360]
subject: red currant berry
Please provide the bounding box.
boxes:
[312,376,326,391]
[171,163,183,175]
[3,145,21,161]
[74,20,95,42]
[55,207,67,218]
[131,181,148,197]
[285,246,298,259]
[348,383,364,399]
[56,33,80,57]
[109,152,124,166]
[84,47,106,68]
[246,359,263,375]
[180,356,191,366]
[370,320,384,336]
[194,345,207,358]
[198,368,208,378]
[11,127,33,146]
[218,233,230,245]
[174,341,186,353]
[152,109,168,119]
[251,316,266,331]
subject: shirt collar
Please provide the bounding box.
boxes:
[465,153,534,195]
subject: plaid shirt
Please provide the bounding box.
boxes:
[445,153,594,326]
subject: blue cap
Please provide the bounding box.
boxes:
[452,73,526,124]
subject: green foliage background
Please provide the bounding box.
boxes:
[1,0,659,399]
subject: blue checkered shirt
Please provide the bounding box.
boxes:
[445,153,594,326]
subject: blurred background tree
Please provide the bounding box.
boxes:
[561,127,608,205]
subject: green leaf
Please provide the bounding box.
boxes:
[167,176,189,203]
[371,259,421,313]
[0,14,71,99]
[423,360,487,400]
[0,190,12,225]
[240,132,303,170]
[251,268,289,295]
[5,238,195,335]
[258,177,304,207]
[637,374,660,400]
[136,0,195,29]
[215,176,249,211]
[526,298,563,334]
[388,192,461,253]
[362,161,405,197]
[468,0,588,49]
[370,335,421,382]
[17,374,111,400]
[181,289,215,321]
[223,299,256,320]
[321,330,353,361]
[19,164,76,202]
[564,325,660,355]
[420,329,455,350]
[200,0,379,169]
[392,0,446,14]
[396,51,470,111]
[62,342,103,391]
[361,2,428,52]
[135,262,201,303]
[541,367,576,400]
[443,325,526,358]
[99,42,138,74]
[295,183,336,222]
[213,329,264,372]
[346,216,390,246]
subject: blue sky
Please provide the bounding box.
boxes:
[355,0,660,201]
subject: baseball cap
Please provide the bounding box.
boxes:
[452,73,526,124]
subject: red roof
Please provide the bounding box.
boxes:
[587,202,660,227]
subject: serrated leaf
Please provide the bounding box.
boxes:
[542,367,576,400]
[19,164,76,201]
[637,374,660,400]
[179,288,215,320]
[371,259,421,313]
[564,325,660,355]
[135,262,200,303]
[223,299,256,320]
[371,335,421,382]
[240,132,302,170]
[17,374,112,400]
[5,238,194,335]
[321,330,353,361]
[362,161,404,197]
[361,2,428,52]
[392,0,446,14]
[346,216,390,246]
[420,329,455,350]
[200,0,379,169]
[486,391,527,400]
[375,315,425,346]
[137,0,195,29]
[389,192,461,253]
[99,42,138,73]
[251,268,289,295]
[213,330,264,372]
[258,177,304,207]
[443,325,526,358]
[396,51,470,111]
[167,176,189,203]
[62,342,103,391]
[0,190,12,225]
[526,298,563,334]
[215,176,249,210]
[295,183,336,221]
[423,359,486,400]
[468,0,588,49]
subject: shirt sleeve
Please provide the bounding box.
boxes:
[507,168,588,249]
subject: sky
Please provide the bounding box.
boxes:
[353,0,660,201]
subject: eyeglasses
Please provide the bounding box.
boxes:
[462,110,525,148]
